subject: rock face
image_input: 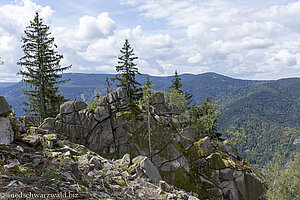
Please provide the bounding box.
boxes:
[42,88,267,199]
[0,96,13,145]
[0,96,12,117]
[0,117,14,145]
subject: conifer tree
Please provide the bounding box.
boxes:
[113,39,141,103]
[169,70,183,93]
[169,70,193,105]
[17,12,71,123]
[188,96,221,140]
[105,77,112,94]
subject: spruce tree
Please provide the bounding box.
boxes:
[17,12,71,123]
[113,39,141,103]
[169,70,183,93]
[169,70,193,105]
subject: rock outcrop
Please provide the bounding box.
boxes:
[0,133,199,199]
[41,88,267,199]
[0,96,14,145]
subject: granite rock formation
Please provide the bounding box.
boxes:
[40,88,267,199]
[0,96,13,145]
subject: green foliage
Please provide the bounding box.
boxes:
[163,89,189,126]
[220,80,300,168]
[105,77,112,94]
[87,91,101,113]
[169,70,193,105]
[263,152,300,200]
[169,70,183,92]
[164,89,188,114]
[17,12,71,122]
[112,39,141,104]
[188,96,221,140]
[225,126,248,152]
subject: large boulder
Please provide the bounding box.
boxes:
[0,96,12,117]
[0,117,14,145]
[131,155,162,185]
[60,101,87,114]
[0,97,14,145]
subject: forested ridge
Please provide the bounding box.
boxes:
[1,73,300,168]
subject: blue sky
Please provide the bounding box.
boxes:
[1,0,300,81]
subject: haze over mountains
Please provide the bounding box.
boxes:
[0,72,257,116]
[0,72,299,167]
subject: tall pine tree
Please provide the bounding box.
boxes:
[169,70,183,92]
[169,70,193,104]
[113,39,141,103]
[17,12,71,123]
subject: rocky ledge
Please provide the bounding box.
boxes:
[36,88,267,200]
[0,132,199,199]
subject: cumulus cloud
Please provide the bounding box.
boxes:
[2,0,300,81]
[0,0,54,81]
[125,0,300,79]
[76,12,116,40]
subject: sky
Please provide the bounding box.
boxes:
[1,0,300,81]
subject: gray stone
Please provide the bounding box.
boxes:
[153,103,167,114]
[21,134,41,147]
[87,120,114,153]
[97,96,107,106]
[235,173,266,200]
[196,136,215,157]
[181,127,195,140]
[188,196,199,200]
[132,155,162,185]
[60,101,87,114]
[39,117,55,130]
[107,91,117,104]
[151,92,165,104]
[169,103,181,115]
[16,145,24,152]
[63,172,75,182]
[29,127,49,135]
[221,140,240,159]
[115,87,127,99]
[114,153,130,168]
[160,160,181,172]
[64,112,81,124]
[233,170,243,178]
[94,106,110,122]
[0,117,14,145]
[33,158,41,167]
[0,96,12,117]
[81,113,98,130]
[220,168,234,180]
[89,156,103,170]
[4,159,20,169]
[222,180,243,200]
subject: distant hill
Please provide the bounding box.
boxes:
[0,72,256,116]
[0,82,17,88]
[218,78,300,167]
[1,72,299,168]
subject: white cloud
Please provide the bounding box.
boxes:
[2,0,300,81]
[0,0,54,81]
[76,12,116,40]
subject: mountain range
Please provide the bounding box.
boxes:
[0,72,299,168]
